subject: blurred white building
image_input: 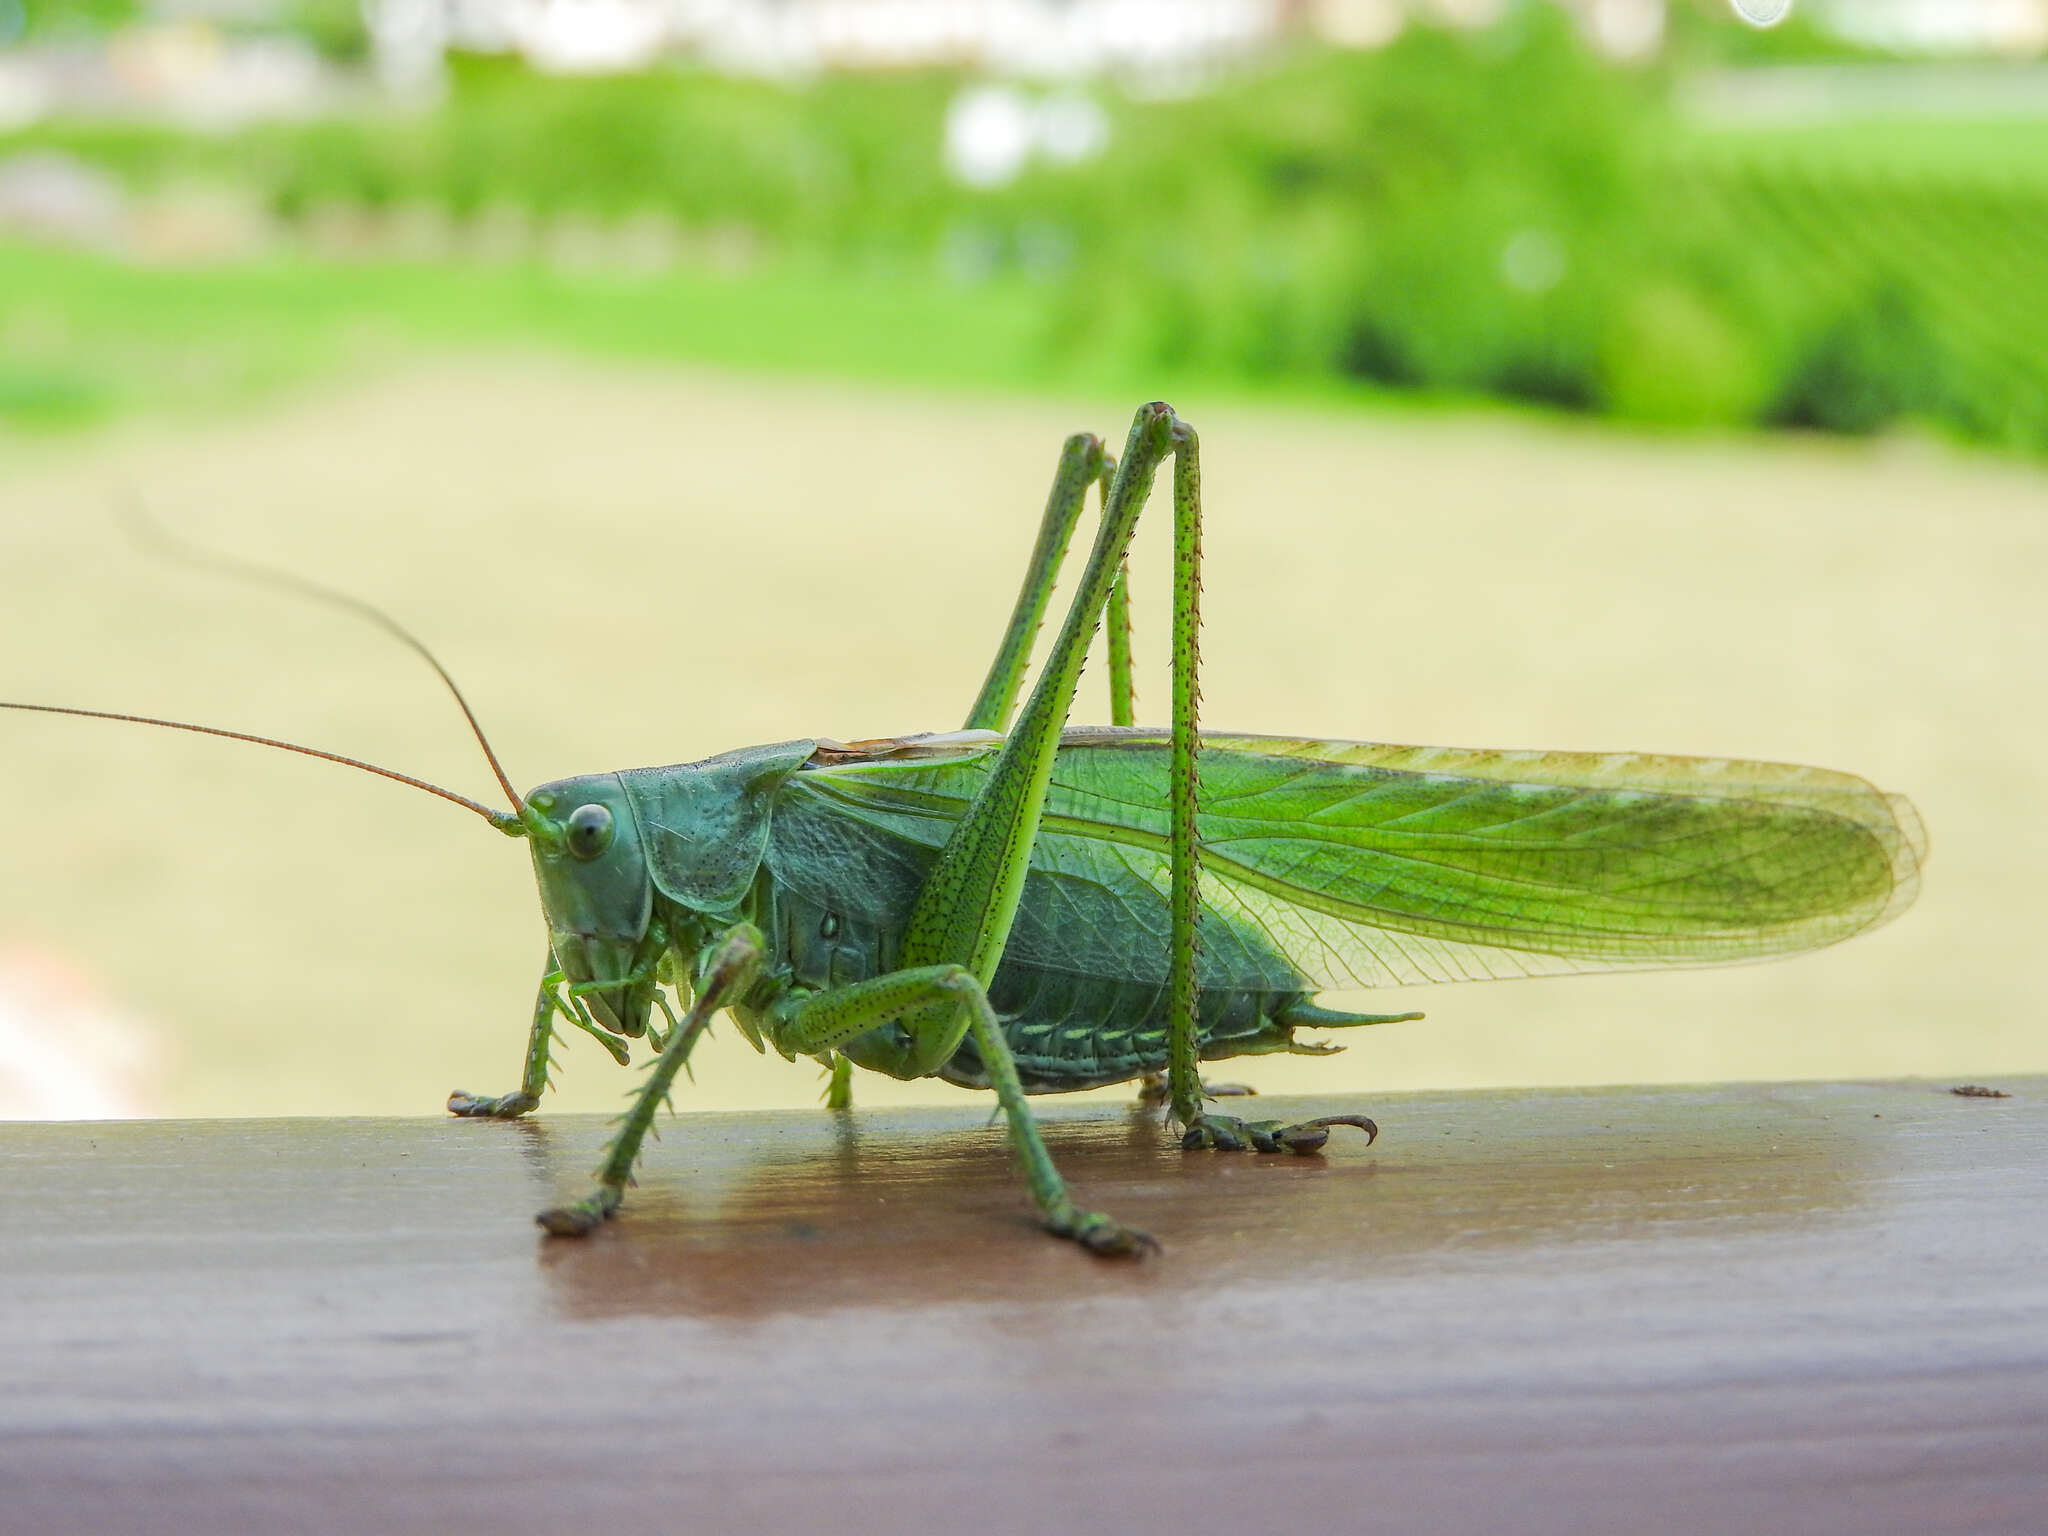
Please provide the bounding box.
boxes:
[1815,0,2048,53]
[0,17,336,129]
[365,0,1291,85]
[358,0,2048,86]
[5,0,2046,125]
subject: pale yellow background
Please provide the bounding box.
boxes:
[0,357,2038,1117]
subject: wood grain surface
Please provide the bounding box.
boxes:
[3,1079,2044,1534]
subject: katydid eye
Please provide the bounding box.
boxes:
[565,803,613,859]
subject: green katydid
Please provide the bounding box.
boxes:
[2,402,1925,1257]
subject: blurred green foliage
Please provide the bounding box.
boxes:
[5,5,2047,447]
[14,0,140,38]
[10,0,358,50]
[274,0,370,60]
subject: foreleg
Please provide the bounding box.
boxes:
[537,927,761,1236]
[448,949,628,1119]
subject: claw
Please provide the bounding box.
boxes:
[535,1204,602,1237]
[1084,1222,1160,1259]
[448,1090,539,1119]
[1182,1116,1246,1151]
[1270,1114,1379,1153]
[1182,1112,1377,1156]
[1046,1207,1159,1259]
[536,1187,620,1237]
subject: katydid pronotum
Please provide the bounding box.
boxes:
[2,402,1925,1257]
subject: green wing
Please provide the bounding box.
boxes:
[782,728,1925,991]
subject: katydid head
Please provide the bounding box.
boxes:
[520,775,662,1039]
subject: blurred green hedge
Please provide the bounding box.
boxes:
[9,6,2047,447]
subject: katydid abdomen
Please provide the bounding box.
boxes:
[753,753,1376,1097]
[938,971,1322,1094]
[754,851,1328,1093]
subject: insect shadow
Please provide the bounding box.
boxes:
[534,1090,1876,1322]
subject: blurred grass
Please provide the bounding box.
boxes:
[0,242,1091,428]
[1679,117,2048,186]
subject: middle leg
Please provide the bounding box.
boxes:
[774,966,1154,1255]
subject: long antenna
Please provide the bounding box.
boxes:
[119,493,528,819]
[0,701,520,830]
